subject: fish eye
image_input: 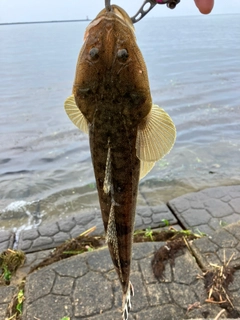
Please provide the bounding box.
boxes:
[117,49,128,62]
[89,47,99,60]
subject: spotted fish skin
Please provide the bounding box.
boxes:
[73,6,151,297]
[91,112,140,294]
[64,5,176,319]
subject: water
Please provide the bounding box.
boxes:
[0,14,240,231]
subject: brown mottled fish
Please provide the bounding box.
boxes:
[64,5,176,319]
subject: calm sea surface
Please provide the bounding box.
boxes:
[0,14,239,232]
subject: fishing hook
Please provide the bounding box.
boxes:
[131,0,181,24]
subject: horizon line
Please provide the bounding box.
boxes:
[0,12,239,26]
[0,18,91,26]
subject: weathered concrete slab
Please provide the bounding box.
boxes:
[168,185,240,235]
[2,185,240,319]
[1,185,239,253]
[0,230,14,253]
[190,221,240,269]
[16,204,176,253]
[16,249,53,277]
[3,219,240,319]
[0,286,17,320]
[0,250,52,320]
[190,221,240,317]
[22,242,228,320]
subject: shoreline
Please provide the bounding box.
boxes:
[1,184,239,254]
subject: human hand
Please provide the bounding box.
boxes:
[194,0,214,14]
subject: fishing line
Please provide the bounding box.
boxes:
[105,0,111,11]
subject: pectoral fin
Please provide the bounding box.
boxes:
[139,161,156,180]
[136,104,176,179]
[64,94,88,134]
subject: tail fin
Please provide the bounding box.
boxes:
[122,281,134,320]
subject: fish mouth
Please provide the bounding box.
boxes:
[110,6,135,32]
[84,5,135,40]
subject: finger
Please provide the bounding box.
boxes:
[194,0,214,14]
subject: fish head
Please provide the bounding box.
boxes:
[73,5,152,126]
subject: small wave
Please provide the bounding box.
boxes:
[0,170,32,176]
[2,200,34,213]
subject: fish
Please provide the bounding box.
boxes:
[64,5,176,319]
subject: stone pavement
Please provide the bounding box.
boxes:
[0,204,177,253]
[1,185,240,319]
[7,221,240,320]
[1,185,240,254]
[169,185,240,236]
